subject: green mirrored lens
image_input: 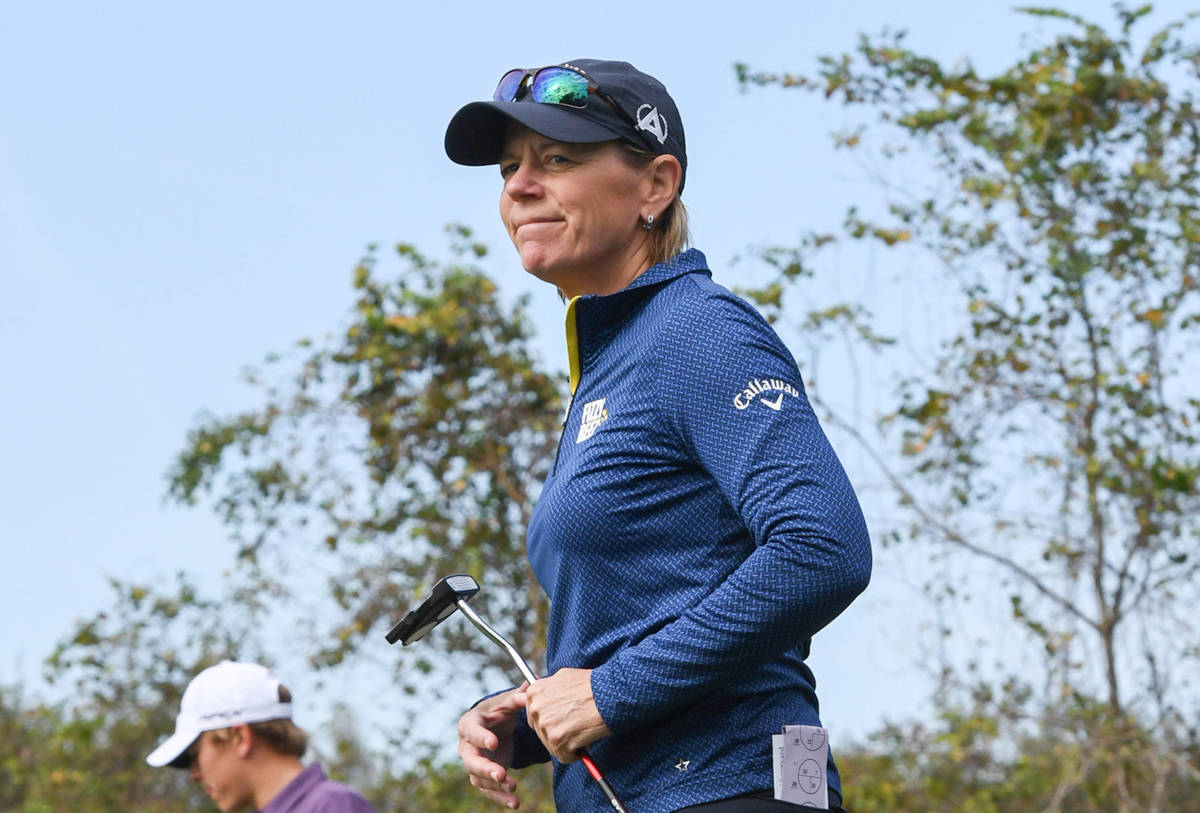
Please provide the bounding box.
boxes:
[529,68,589,108]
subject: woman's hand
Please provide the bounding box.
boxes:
[525,667,612,763]
[457,685,529,809]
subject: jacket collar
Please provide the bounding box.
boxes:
[564,249,709,395]
[609,247,709,294]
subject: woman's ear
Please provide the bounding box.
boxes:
[644,154,682,214]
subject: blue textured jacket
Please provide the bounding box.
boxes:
[514,249,871,812]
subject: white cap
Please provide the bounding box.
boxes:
[146,661,293,768]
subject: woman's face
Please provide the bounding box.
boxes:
[498,125,652,298]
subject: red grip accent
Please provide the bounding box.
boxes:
[581,754,603,781]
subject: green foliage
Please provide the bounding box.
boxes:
[744,0,1200,707]
[0,575,258,812]
[165,225,563,747]
[839,683,1200,812]
[742,5,1200,810]
[0,686,202,813]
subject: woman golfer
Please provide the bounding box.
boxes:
[446,59,870,812]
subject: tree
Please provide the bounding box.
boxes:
[0,686,201,813]
[0,575,256,812]
[166,225,563,738]
[836,684,1200,812]
[739,4,1200,810]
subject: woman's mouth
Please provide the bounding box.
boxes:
[515,218,562,234]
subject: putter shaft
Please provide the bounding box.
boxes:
[455,600,538,685]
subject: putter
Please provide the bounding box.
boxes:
[387,574,630,813]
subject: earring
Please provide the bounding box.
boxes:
[641,213,654,231]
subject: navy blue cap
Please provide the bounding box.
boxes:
[445,59,687,193]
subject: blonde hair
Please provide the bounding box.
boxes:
[648,195,690,266]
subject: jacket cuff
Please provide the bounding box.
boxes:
[472,689,550,769]
[590,655,639,734]
[510,708,551,768]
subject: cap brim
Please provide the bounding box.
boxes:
[146,725,200,769]
[445,100,630,166]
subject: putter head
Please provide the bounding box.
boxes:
[385,574,480,645]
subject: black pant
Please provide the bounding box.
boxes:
[675,788,846,812]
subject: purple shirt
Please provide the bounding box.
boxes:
[260,763,376,813]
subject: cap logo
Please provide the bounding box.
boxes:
[635,104,669,144]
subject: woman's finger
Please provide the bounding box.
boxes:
[457,687,528,808]
[468,773,522,809]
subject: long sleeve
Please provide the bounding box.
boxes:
[589,291,871,733]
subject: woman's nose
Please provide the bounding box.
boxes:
[505,162,542,199]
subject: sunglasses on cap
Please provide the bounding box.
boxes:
[493,65,658,153]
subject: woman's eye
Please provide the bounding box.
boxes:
[547,154,571,166]
[500,162,518,179]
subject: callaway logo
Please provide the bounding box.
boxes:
[636,104,669,144]
[733,377,799,411]
[577,398,609,442]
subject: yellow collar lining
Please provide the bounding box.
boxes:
[565,296,581,396]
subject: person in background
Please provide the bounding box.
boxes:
[146,660,377,813]
[446,58,871,812]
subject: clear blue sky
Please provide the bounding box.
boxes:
[3,0,1192,751]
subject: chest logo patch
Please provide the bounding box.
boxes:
[733,377,799,412]
[577,398,609,443]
